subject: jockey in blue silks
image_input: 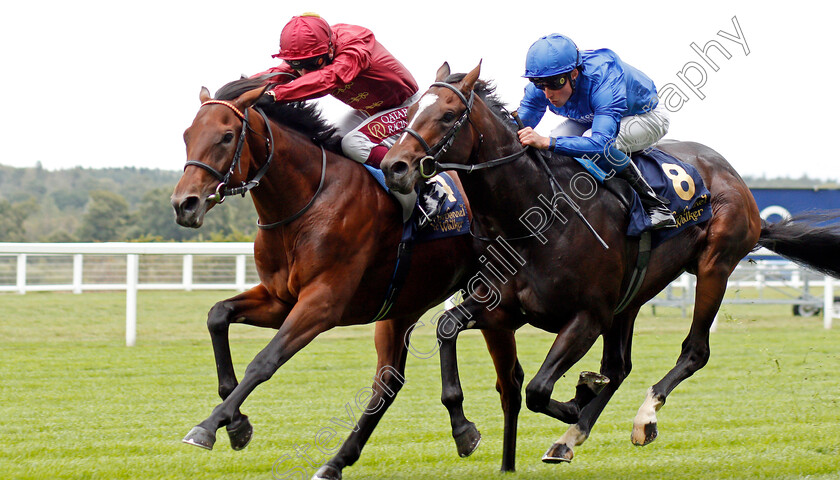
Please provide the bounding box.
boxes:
[517,33,677,229]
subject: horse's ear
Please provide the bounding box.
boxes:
[435,62,451,82]
[236,85,269,109]
[461,60,482,93]
[200,86,211,104]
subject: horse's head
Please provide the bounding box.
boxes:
[171,84,266,228]
[381,62,482,194]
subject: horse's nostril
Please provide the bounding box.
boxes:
[391,161,409,177]
[177,196,200,214]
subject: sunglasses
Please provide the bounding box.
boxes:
[286,54,330,71]
[530,74,569,91]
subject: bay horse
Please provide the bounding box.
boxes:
[380,62,840,468]
[171,76,524,480]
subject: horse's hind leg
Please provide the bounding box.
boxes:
[632,223,755,445]
[482,329,524,472]
[546,308,638,463]
[204,285,292,450]
[630,265,728,445]
[314,317,414,480]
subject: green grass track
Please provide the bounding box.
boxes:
[1,290,838,479]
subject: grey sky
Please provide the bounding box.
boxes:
[1,1,836,179]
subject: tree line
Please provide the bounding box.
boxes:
[0,164,257,242]
[0,163,837,243]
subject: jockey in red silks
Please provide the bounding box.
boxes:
[253,13,443,226]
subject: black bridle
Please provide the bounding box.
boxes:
[402,82,530,179]
[184,100,274,204]
[400,81,608,248]
[184,99,326,229]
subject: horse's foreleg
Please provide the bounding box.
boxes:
[521,312,604,463]
[205,285,292,450]
[632,262,732,446]
[183,294,335,451]
[546,309,638,463]
[525,315,603,423]
[438,306,483,458]
[313,317,414,480]
[482,329,523,472]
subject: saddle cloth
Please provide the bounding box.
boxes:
[575,148,712,247]
[628,148,711,245]
[363,165,470,242]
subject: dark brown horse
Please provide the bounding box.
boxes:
[171,77,522,480]
[380,62,840,469]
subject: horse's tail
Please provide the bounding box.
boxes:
[756,211,840,278]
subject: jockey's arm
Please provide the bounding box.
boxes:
[550,113,621,158]
[547,76,627,161]
[260,36,372,103]
[250,65,298,87]
[516,83,549,128]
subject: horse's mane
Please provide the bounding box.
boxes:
[214,75,343,153]
[444,73,588,184]
[443,74,518,133]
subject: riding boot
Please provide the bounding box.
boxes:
[417,179,448,230]
[618,160,677,229]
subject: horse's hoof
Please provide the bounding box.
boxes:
[542,442,574,463]
[182,426,216,450]
[226,415,253,451]
[631,422,658,446]
[453,422,482,457]
[312,464,342,480]
[578,371,610,395]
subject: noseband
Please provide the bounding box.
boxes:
[401,82,528,178]
[402,82,480,178]
[184,100,275,204]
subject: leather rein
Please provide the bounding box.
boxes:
[183,100,326,230]
[400,81,607,247]
[402,82,529,179]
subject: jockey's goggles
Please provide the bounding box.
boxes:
[285,53,330,71]
[530,73,569,91]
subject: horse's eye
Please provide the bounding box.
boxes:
[442,111,456,123]
[221,132,235,144]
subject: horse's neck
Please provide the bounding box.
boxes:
[461,109,557,235]
[247,127,329,226]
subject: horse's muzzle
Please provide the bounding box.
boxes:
[171,194,206,228]
[380,159,416,194]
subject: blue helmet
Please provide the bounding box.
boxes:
[523,34,581,78]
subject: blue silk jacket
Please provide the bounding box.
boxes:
[518,48,658,158]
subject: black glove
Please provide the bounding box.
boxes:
[255,92,276,109]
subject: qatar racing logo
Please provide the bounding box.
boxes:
[359,107,409,142]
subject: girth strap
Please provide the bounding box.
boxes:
[614,231,652,315]
[369,223,416,323]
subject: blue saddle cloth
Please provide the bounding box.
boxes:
[573,148,711,247]
[626,149,712,246]
[363,165,470,242]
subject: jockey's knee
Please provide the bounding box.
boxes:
[616,106,670,153]
[340,133,370,164]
